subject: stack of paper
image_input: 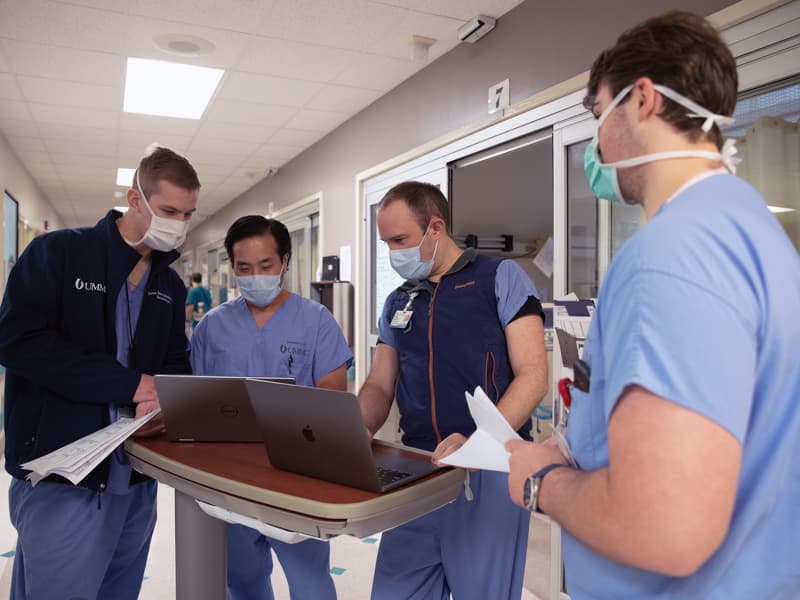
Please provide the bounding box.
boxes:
[20,409,161,486]
[439,386,519,472]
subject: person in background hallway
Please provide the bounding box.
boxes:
[359,181,548,599]
[506,11,800,600]
[190,215,352,600]
[185,271,212,329]
[0,145,199,599]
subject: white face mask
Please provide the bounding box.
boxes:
[236,263,285,308]
[584,83,739,204]
[123,171,189,252]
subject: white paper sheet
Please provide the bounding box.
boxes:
[439,387,520,472]
[21,409,162,486]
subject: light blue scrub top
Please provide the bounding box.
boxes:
[564,174,800,599]
[190,293,352,385]
[109,266,150,494]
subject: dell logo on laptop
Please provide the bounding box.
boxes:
[302,426,316,442]
[220,405,239,418]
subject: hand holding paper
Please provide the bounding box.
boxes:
[20,409,162,486]
[438,386,520,472]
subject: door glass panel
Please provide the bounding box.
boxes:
[566,140,598,297]
[723,77,800,252]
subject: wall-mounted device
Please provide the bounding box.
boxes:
[457,15,496,43]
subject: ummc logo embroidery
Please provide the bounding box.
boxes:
[74,278,106,293]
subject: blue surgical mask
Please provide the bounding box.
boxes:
[389,228,439,281]
[584,83,739,204]
[236,264,285,308]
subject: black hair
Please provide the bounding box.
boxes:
[224,215,292,264]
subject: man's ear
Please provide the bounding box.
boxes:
[633,76,659,123]
[126,188,141,213]
[430,216,446,237]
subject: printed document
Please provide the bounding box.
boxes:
[20,409,161,486]
[439,386,519,472]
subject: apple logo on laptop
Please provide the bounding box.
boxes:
[302,425,316,442]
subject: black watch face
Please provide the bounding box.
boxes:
[523,476,533,507]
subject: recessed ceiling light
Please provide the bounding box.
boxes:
[114,205,129,213]
[116,168,135,187]
[153,33,216,57]
[123,57,224,119]
[768,205,796,213]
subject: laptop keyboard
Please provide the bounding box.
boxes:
[377,466,412,486]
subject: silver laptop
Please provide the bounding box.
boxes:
[244,379,442,493]
[155,375,294,442]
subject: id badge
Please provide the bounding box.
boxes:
[390,309,413,329]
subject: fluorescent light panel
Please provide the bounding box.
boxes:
[768,205,796,214]
[116,168,135,187]
[123,57,223,119]
[114,205,129,213]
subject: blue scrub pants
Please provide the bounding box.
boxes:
[226,523,336,600]
[9,477,157,600]
[371,470,529,600]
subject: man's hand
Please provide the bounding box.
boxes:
[132,374,165,437]
[506,439,565,508]
[431,433,468,466]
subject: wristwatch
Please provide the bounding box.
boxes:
[523,463,567,513]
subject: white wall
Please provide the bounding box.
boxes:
[0,132,63,239]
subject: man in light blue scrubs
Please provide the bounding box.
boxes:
[506,11,800,600]
[191,215,352,600]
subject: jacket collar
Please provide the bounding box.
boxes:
[99,209,180,274]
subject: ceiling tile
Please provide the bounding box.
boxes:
[237,36,356,83]
[16,76,120,110]
[0,73,22,100]
[122,16,251,70]
[369,0,524,21]
[119,113,201,137]
[367,11,460,61]
[126,0,273,35]
[0,118,40,138]
[305,84,382,113]
[183,149,244,167]
[0,0,127,54]
[187,137,259,156]
[0,98,33,121]
[244,144,303,167]
[204,99,296,127]
[55,164,114,183]
[185,161,238,177]
[0,40,123,86]
[283,108,349,132]
[45,139,117,157]
[268,128,324,147]
[29,103,118,129]
[333,53,419,91]
[218,71,323,107]
[48,153,118,170]
[35,121,117,143]
[256,1,402,52]
[23,161,59,180]
[117,130,194,154]
[195,120,276,144]
[6,136,46,152]
[16,149,51,164]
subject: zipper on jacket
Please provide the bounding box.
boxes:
[427,283,442,445]
[97,482,106,510]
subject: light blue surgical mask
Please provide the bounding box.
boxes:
[236,264,285,308]
[389,228,439,281]
[584,83,739,204]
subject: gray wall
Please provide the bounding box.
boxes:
[186,0,737,257]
